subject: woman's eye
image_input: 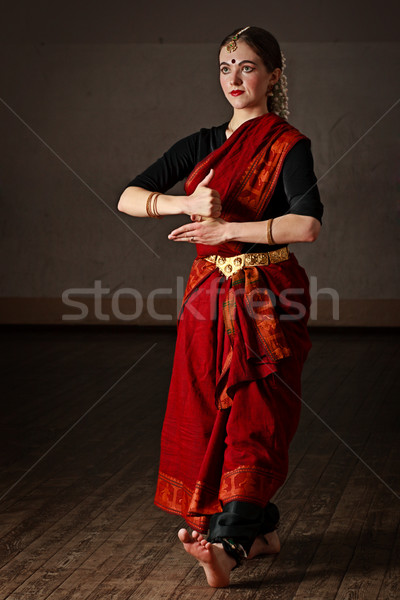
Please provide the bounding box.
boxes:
[220,65,254,74]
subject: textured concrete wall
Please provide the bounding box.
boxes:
[0,2,399,325]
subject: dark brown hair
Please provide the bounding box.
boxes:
[219,26,282,73]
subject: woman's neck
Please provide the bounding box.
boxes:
[227,107,270,134]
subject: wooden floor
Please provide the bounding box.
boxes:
[0,326,399,600]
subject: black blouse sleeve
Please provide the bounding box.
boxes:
[123,124,228,195]
[281,138,324,224]
[124,132,200,193]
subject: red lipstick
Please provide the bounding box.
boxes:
[230,90,244,96]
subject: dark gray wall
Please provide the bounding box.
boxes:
[1,1,399,325]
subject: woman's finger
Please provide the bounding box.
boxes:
[197,169,214,188]
[168,226,195,238]
[169,225,193,235]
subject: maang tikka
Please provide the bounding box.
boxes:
[226,26,251,52]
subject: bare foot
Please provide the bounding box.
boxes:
[247,530,281,559]
[178,528,236,587]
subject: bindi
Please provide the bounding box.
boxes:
[231,59,236,63]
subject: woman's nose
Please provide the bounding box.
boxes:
[230,70,242,85]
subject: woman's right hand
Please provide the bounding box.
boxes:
[184,169,221,219]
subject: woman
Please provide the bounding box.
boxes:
[118,26,323,587]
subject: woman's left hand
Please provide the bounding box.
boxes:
[168,217,230,246]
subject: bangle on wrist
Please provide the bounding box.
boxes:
[266,218,276,245]
[146,192,163,219]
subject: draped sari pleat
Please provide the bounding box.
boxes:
[154,113,313,532]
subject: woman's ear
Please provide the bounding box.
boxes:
[272,67,282,86]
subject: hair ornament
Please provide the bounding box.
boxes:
[226,26,251,52]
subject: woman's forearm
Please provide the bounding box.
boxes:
[226,214,321,245]
[117,186,188,217]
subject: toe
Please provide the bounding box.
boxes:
[178,528,191,543]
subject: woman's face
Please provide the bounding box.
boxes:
[219,40,280,112]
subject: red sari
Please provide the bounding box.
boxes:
[154,113,313,532]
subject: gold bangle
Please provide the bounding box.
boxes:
[146,192,162,218]
[152,193,162,219]
[146,192,156,217]
[266,218,276,245]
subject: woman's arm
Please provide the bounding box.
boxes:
[118,125,225,218]
[168,214,320,245]
[118,170,221,219]
[226,214,321,244]
[117,186,186,217]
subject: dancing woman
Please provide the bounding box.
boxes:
[118,25,323,587]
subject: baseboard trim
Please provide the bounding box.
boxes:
[0,297,399,327]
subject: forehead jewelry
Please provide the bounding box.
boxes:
[226,26,250,53]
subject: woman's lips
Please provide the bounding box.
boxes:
[230,90,244,96]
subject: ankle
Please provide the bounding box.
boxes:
[217,545,237,571]
[216,538,248,569]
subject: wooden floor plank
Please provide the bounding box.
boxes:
[289,444,397,599]
[0,327,398,600]
[376,520,400,600]
[331,441,400,600]
[0,337,170,509]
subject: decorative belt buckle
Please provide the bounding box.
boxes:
[215,254,245,279]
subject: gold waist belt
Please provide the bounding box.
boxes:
[203,246,289,279]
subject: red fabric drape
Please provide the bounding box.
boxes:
[154,254,312,532]
[184,112,308,257]
[154,113,313,532]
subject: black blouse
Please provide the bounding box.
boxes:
[125,121,323,252]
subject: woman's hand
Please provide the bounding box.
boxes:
[168,217,231,246]
[183,169,222,219]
